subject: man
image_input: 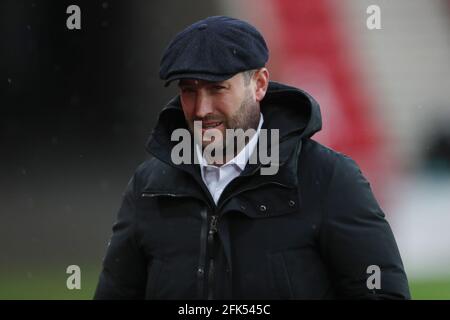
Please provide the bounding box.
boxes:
[94,16,410,299]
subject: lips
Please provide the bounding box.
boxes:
[202,121,223,129]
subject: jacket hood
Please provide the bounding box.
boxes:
[146,81,322,163]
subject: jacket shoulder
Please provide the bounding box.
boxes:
[129,156,174,193]
[299,138,356,181]
[298,138,369,209]
[134,156,165,177]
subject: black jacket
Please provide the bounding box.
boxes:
[94,81,410,299]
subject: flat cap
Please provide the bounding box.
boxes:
[159,16,269,86]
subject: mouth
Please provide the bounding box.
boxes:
[200,122,224,142]
[202,121,223,130]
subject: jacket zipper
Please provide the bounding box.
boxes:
[141,191,216,299]
[207,213,218,300]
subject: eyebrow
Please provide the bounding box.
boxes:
[207,81,230,88]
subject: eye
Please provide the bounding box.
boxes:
[212,85,226,91]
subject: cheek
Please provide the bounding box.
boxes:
[180,98,195,120]
[216,94,242,117]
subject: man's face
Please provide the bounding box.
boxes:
[178,72,261,151]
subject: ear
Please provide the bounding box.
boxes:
[254,68,270,102]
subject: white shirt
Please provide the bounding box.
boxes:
[196,113,264,204]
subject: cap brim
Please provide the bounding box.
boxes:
[163,72,236,87]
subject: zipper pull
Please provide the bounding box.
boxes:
[209,215,218,234]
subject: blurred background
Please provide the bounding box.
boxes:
[1,0,450,299]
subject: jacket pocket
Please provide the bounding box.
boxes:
[269,248,333,299]
[234,185,301,219]
[145,259,164,299]
[268,252,293,299]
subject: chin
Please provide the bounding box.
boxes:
[202,140,225,150]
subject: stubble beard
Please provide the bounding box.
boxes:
[189,88,261,164]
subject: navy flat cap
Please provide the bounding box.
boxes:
[159,16,269,86]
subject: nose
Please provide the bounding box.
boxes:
[194,90,214,119]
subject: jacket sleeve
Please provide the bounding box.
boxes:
[319,154,411,299]
[94,173,147,299]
